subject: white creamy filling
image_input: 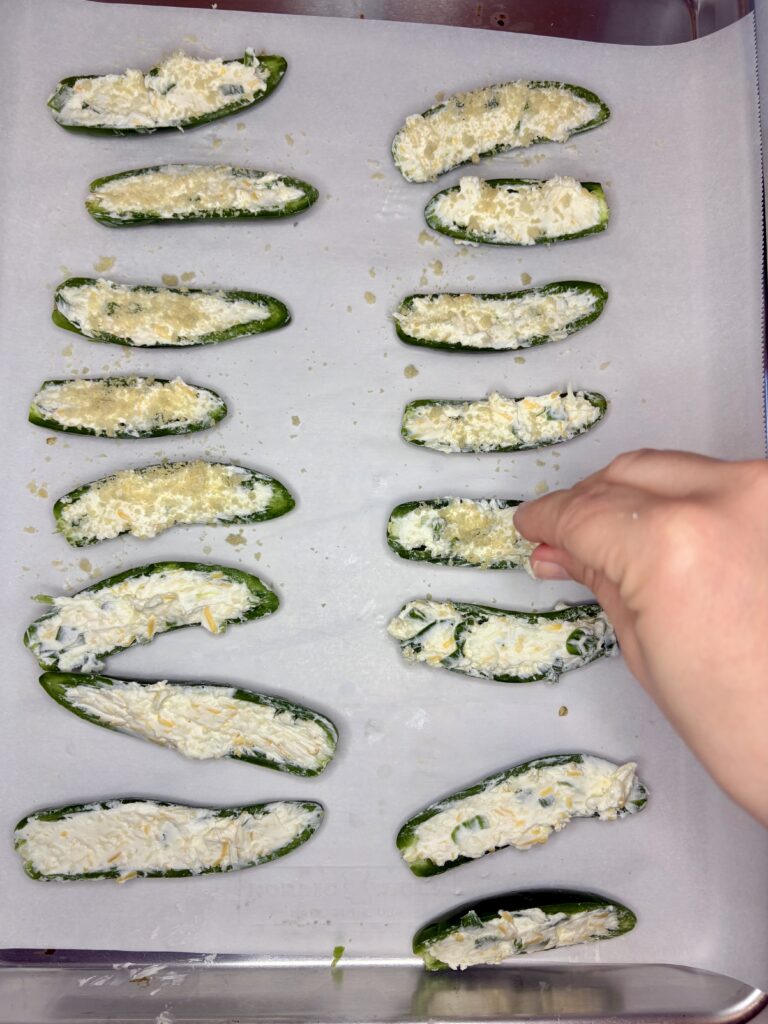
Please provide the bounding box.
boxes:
[53,51,269,129]
[405,757,639,867]
[403,390,600,452]
[58,279,270,346]
[58,463,275,543]
[64,680,333,768]
[427,906,619,969]
[394,289,597,349]
[31,569,255,672]
[31,378,221,437]
[389,499,534,570]
[394,82,600,182]
[92,166,304,218]
[431,176,602,245]
[387,599,614,679]
[17,800,317,879]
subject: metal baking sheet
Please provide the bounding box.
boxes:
[1,0,767,1006]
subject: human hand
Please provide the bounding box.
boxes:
[514,449,768,826]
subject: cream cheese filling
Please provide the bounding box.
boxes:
[30,569,255,672]
[58,279,271,346]
[17,800,318,879]
[430,176,603,245]
[31,378,221,437]
[403,390,601,452]
[58,462,275,543]
[404,757,639,867]
[389,499,535,570]
[63,680,334,768]
[394,289,598,349]
[52,51,269,130]
[387,599,614,679]
[394,82,600,182]
[91,165,304,218]
[427,906,620,969]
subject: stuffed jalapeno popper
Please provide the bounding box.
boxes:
[86,164,318,226]
[413,889,636,969]
[425,177,608,246]
[401,390,606,453]
[387,600,615,683]
[15,799,323,881]
[397,753,647,876]
[53,278,290,347]
[54,461,295,546]
[393,81,609,182]
[25,562,279,673]
[29,377,227,439]
[48,49,287,134]
[393,282,607,352]
[39,673,337,776]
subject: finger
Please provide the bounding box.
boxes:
[515,481,657,585]
[598,449,732,496]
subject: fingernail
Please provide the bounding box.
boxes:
[532,560,572,581]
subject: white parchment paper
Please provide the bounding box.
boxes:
[1,0,766,989]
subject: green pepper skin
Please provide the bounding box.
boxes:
[38,673,338,776]
[394,282,608,352]
[393,81,610,182]
[86,165,319,227]
[413,888,636,970]
[402,391,607,453]
[28,377,227,439]
[424,180,609,246]
[53,278,291,347]
[397,753,648,878]
[14,797,323,881]
[387,498,525,569]
[53,462,295,547]
[48,53,287,136]
[24,561,280,671]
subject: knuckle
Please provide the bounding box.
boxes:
[601,449,654,482]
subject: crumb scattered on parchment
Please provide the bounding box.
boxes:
[291,415,301,426]
[162,274,179,287]
[253,551,261,561]
[534,480,549,495]
[285,133,294,146]
[226,532,247,547]
[183,33,198,42]
[237,122,246,131]
[61,344,73,358]
[600,361,611,370]
[368,268,376,279]
[27,481,48,499]
[202,544,212,555]
[429,259,443,276]
[45,437,57,446]
[346,305,352,313]
[434,90,445,102]
[78,558,92,573]
[94,256,115,273]
[514,355,526,364]
[23,526,37,534]
[364,291,376,305]
[521,272,532,285]
[418,230,437,247]
[559,705,569,717]
[370,171,384,180]
[536,459,546,467]
[181,271,196,283]
[403,364,419,378]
